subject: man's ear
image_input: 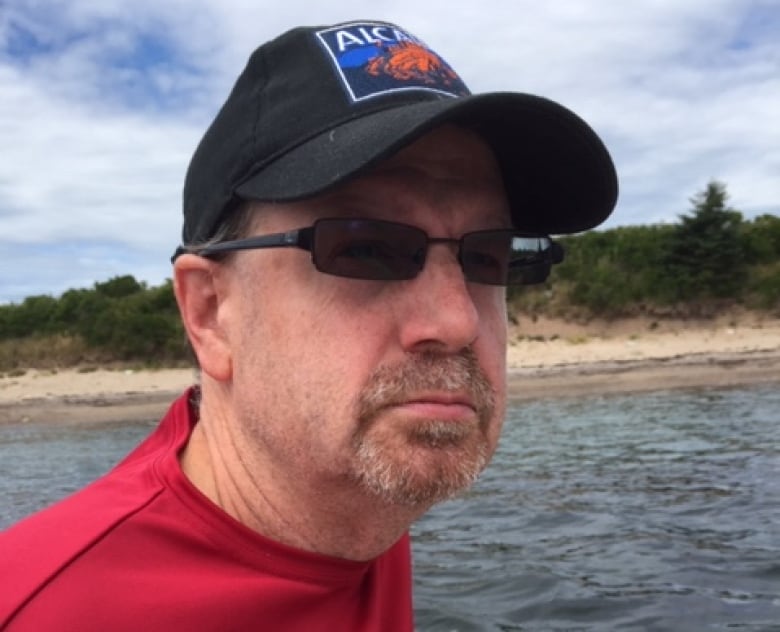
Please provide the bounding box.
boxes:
[173,254,233,382]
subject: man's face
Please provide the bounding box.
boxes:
[219,125,510,508]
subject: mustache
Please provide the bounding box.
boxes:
[356,348,496,423]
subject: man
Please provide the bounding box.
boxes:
[0,20,617,631]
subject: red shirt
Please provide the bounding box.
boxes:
[0,389,413,631]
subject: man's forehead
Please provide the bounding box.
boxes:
[245,137,509,232]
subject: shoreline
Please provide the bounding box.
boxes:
[506,348,780,401]
[2,317,779,423]
[1,351,777,425]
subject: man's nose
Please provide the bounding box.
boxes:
[395,245,481,354]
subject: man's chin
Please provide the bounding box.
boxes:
[351,425,490,507]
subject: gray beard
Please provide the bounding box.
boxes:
[350,349,496,506]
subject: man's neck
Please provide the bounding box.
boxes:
[179,406,426,561]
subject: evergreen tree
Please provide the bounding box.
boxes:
[662,181,747,300]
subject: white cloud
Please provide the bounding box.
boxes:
[1,0,778,302]
[0,63,196,248]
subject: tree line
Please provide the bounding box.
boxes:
[0,276,186,368]
[1,181,778,369]
[511,181,780,317]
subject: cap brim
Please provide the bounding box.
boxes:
[235,92,618,234]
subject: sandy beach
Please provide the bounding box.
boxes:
[505,316,780,401]
[1,315,778,424]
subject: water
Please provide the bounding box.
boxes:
[413,386,780,630]
[2,386,779,630]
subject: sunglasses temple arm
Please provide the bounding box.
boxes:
[173,228,311,259]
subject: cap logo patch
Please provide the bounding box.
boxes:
[316,22,470,102]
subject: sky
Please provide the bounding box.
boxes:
[1,0,778,304]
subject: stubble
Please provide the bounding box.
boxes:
[351,349,498,506]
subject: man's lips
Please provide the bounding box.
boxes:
[386,393,477,421]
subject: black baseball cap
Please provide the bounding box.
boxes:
[178,20,618,252]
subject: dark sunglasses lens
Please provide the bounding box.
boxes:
[462,232,552,285]
[506,235,553,285]
[458,232,509,284]
[313,220,426,280]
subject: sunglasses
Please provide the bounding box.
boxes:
[184,218,564,286]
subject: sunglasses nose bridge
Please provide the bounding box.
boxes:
[416,236,465,277]
[425,236,462,253]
